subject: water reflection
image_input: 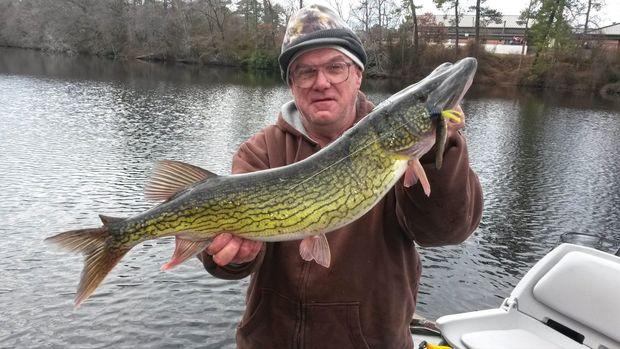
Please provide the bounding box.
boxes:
[0,47,281,89]
[1,48,619,347]
[415,93,620,317]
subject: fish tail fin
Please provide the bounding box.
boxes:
[45,227,131,308]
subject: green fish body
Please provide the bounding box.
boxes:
[123,104,434,244]
[46,57,477,307]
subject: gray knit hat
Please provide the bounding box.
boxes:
[279,4,367,81]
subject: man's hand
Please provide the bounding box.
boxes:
[206,233,264,266]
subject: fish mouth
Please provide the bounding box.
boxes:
[424,57,477,115]
[375,57,477,117]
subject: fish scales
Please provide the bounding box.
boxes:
[45,57,478,307]
[116,118,411,244]
[104,106,432,253]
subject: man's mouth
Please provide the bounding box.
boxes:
[311,97,336,104]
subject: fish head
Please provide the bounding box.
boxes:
[422,57,477,116]
[374,57,477,157]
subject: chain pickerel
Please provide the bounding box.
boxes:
[46,57,477,307]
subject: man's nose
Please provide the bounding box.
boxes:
[312,69,331,89]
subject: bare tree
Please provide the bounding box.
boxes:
[469,0,502,55]
[418,12,447,44]
[406,0,421,52]
[581,0,602,37]
[352,0,375,35]
[327,0,347,20]
[197,0,232,41]
[517,0,537,66]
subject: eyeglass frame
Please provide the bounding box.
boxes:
[289,61,356,88]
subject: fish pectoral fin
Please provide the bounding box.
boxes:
[161,236,212,271]
[299,234,331,268]
[145,160,219,202]
[404,158,431,197]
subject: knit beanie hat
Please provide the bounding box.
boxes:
[279,4,367,82]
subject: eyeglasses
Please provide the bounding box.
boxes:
[291,62,354,88]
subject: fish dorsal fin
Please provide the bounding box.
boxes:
[99,214,125,225]
[145,160,218,202]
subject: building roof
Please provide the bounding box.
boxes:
[434,15,529,29]
[586,22,620,35]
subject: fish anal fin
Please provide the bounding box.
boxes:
[299,234,331,268]
[145,160,218,202]
[160,236,212,271]
[99,214,125,226]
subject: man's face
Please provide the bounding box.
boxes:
[289,48,363,131]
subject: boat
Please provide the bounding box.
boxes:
[411,234,620,349]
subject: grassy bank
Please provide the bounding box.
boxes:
[2,0,618,98]
[103,42,620,99]
[2,41,618,99]
[387,44,620,99]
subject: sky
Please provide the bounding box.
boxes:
[413,0,619,27]
[309,0,620,28]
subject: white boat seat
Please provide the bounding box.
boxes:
[436,244,620,349]
[462,329,564,349]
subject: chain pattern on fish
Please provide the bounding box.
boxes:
[114,105,432,245]
[45,57,477,307]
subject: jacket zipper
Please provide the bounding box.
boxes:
[293,137,318,349]
[294,261,312,349]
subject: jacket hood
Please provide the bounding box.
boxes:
[275,91,375,145]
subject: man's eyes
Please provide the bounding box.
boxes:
[327,63,346,72]
[294,62,348,79]
[297,67,317,76]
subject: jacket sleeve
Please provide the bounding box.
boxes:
[197,130,271,279]
[395,130,483,246]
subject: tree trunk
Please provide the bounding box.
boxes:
[533,0,561,67]
[408,0,419,52]
[584,0,592,34]
[454,0,459,54]
[401,26,406,74]
[264,0,276,49]
[474,0,480,55]
[377,0,383,49]
[520,0,535,58]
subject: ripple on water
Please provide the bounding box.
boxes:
[2,52,620,346]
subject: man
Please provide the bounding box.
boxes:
[198,5,483,348]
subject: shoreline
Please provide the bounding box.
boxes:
[1,45,619,100]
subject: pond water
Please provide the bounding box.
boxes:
[1,48,619,348]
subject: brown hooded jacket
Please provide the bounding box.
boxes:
[198,92,483,349]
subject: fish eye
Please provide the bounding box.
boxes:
[415,95,427,104]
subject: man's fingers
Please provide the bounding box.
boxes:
[205,233,263,266]
[212,235,242,266]
[250,241,263,255]
[232,240,264,264]
[235,240,256,262]
[206,232,233,255]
